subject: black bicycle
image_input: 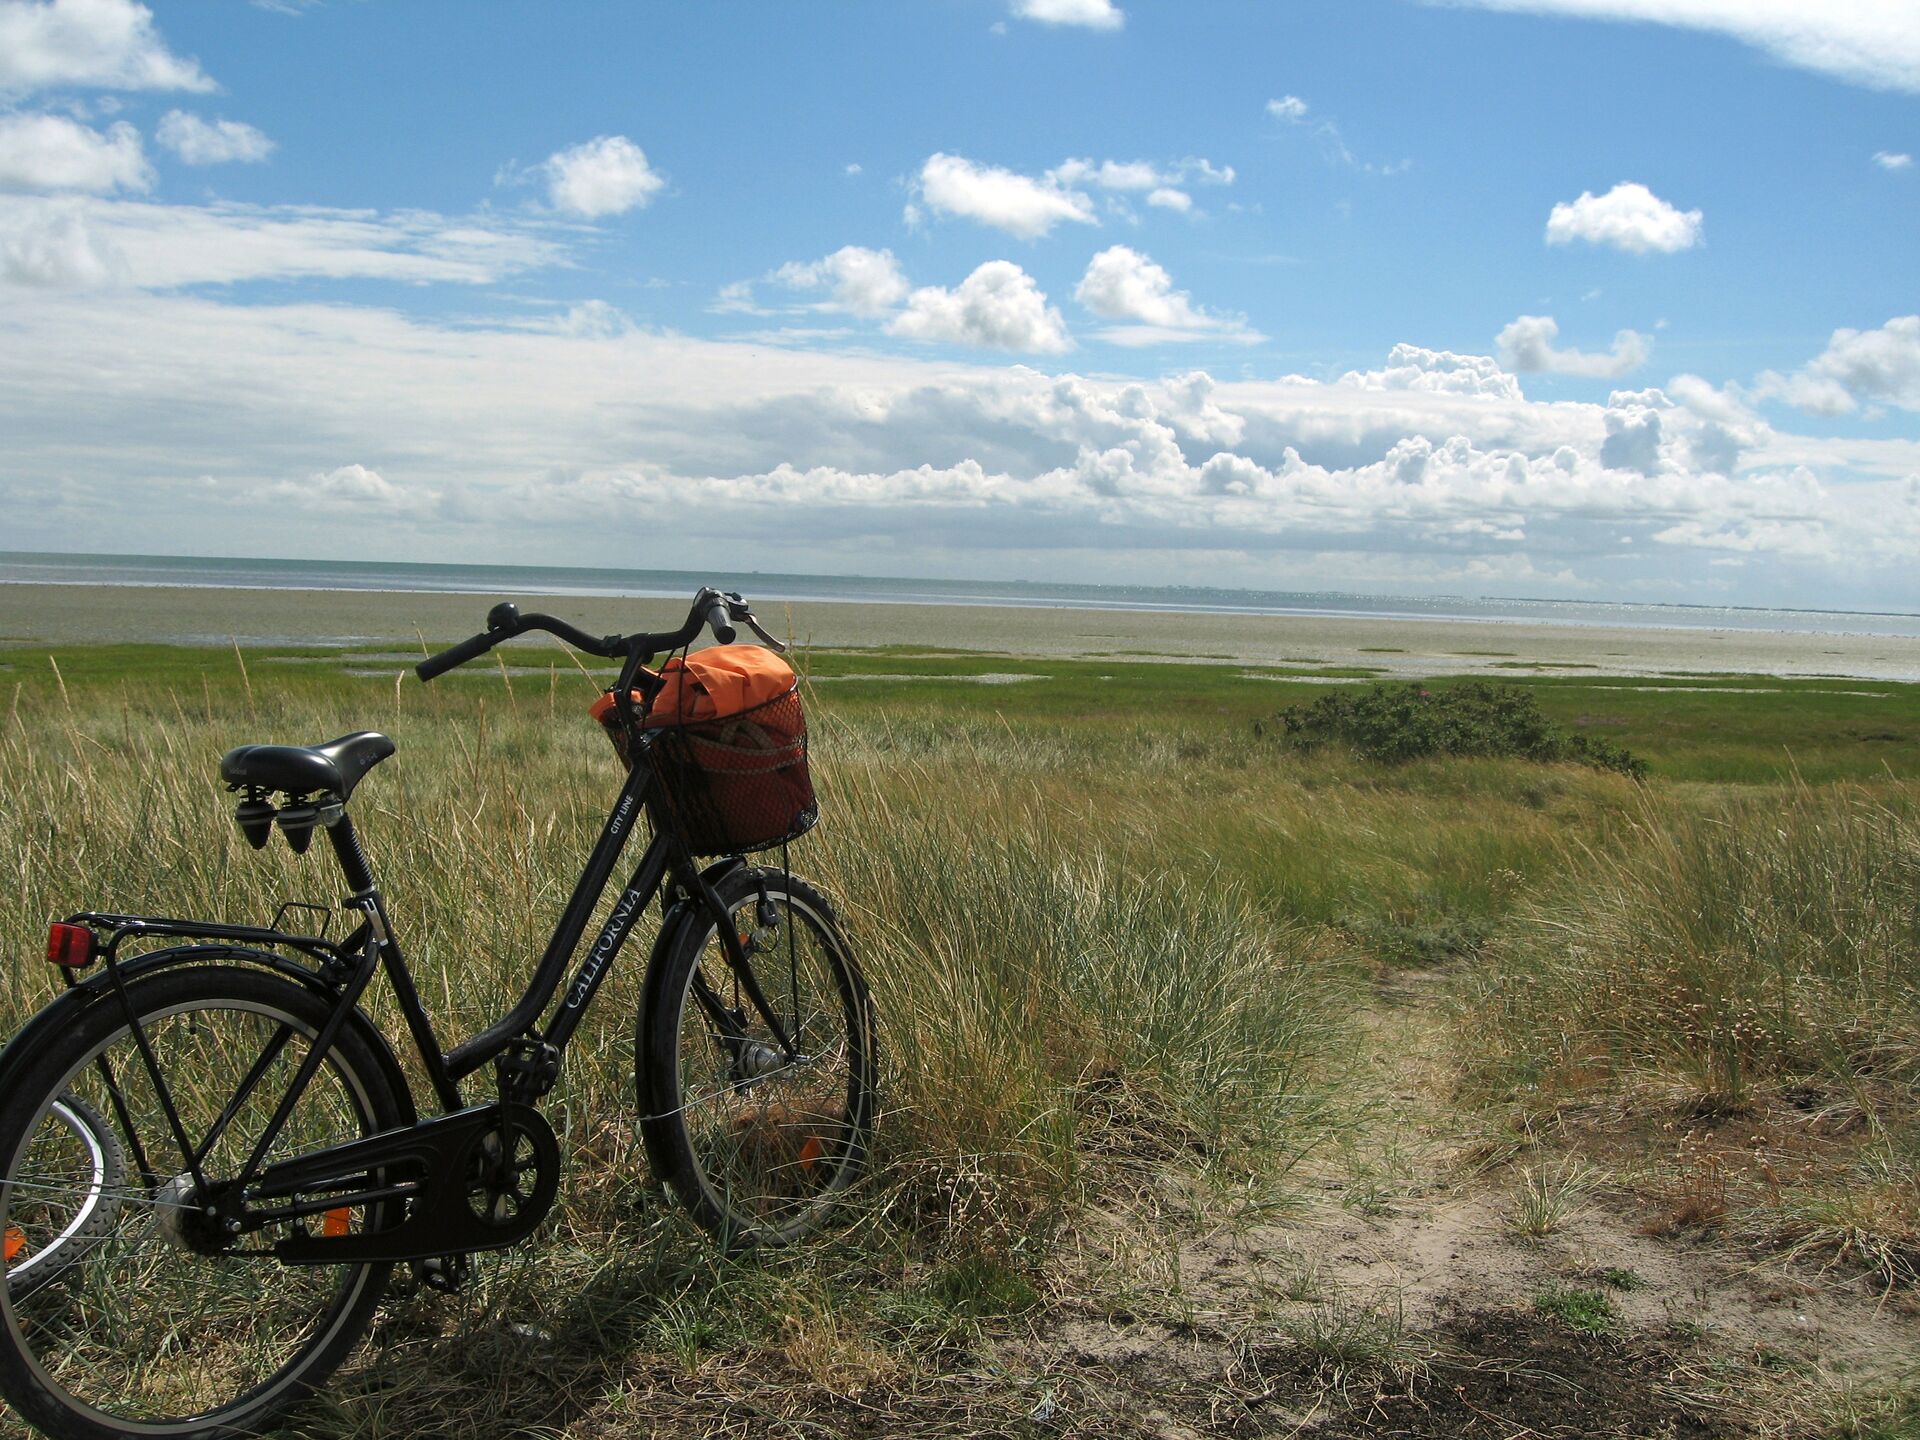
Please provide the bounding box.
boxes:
[0,587,876,1440]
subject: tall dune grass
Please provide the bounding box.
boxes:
[1460,784,1920,1110]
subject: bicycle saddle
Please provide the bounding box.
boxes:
[220,732,396,801]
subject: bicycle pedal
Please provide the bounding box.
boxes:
[413,1254,470,1294]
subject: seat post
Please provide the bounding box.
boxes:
[323,809,378,897]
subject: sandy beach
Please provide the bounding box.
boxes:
[5,581,1920,681]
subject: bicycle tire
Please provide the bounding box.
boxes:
[639,867,875,1249]
[0,964,407,1440]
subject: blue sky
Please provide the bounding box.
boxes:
[0,0,1916,607]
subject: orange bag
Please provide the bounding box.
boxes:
[589,646,817,855]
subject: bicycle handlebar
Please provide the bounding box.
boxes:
[414,587,777,684]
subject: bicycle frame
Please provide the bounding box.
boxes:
[60,725,782,1250]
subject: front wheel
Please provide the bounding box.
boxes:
[639,868,876,1249]
[0,964,407,1440]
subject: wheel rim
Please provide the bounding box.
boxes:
[0,996,381,1433]
[671,890,868,1243]
[3,1098,122,1292]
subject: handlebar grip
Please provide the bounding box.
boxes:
[704,598,736,646]
[416,630,499,682]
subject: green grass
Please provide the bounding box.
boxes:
[1533,1286,1618,1335]
[4,641,1919,1433]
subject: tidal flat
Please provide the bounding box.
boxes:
[7,579,1920,680]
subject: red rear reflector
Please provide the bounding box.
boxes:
[3,1226,23,1263]
[323,1208,351,1238]
[798,1136,823,1171]
[46,923,97,969]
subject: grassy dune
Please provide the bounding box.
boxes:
[2,638,1917,1434]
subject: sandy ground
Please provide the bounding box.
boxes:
[6,582,1920,681]
[1009,970,1920,1438]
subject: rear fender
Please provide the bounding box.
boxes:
[0,944,418,1127]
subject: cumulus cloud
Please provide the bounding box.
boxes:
[887,260,1071,352]
[4,289,1918,601]
[915,152,1235,236]
[1873,151,1912,170]
[1546,182,1702,254]
[1009,0,1123,29]
[1266,95,1309,121]
[155,111,274,165]
[1339,343,1527,401]
[1045,155,1233,216]
[1496,314,1650,378]
[1749,316,1920,417]
[0,112,149,192]
[1074,245,1261,346]
[541,135,664,218]
[0,194,563,288]
[0,0,213,94]
[772,245,910,316]
[1420,1,1920,95]
[914,152,1096,239]
[1809,316,1920,410]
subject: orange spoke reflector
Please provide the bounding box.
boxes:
[797,1136,823,1171]
[322,1208,351,1238]
[3,1226,25,1262]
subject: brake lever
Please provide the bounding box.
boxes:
[731,602,788,654]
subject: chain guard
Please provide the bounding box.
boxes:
[261,1103,560,1265]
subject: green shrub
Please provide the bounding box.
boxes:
[1271,681,1645,777]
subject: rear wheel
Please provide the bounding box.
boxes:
[0,965,406,1440]
[640,868,875,1249]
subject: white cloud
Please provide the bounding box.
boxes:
[772,245,910,316]
[0,0,213,94]
[1752,368,1859,416]
[1009,0,1123,30]
[5,292,1920,599]
[1338,343,1527,400]
[307,463,399,504]
[1874,150,1913,170]
[556,299,632,338]
[1546,182,1702,254]
[1666,372,1757,425]
[1422,1,1920,94]
[1496,314,1650,378]
[0,198,120,284]
[915,152,1095,239]
[1750,316,1920,417]
[1074,245,1260,346]
[542,135,664,218]
[0,112,148,192]
[1050,158,1160,191]
[156,111,274,165]
[0,194,563,288]
[1807,315,1920,411]
[886,260,1071,352]
[915,153,1233,236]
[1266,95,1310,121]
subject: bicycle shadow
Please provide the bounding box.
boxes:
[287,1212,751,1439]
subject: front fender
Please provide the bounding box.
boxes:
[0,945,418,1127]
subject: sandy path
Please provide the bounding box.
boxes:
[1014,969,1918,1438]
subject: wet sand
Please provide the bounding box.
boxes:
[4,582,1920,681]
